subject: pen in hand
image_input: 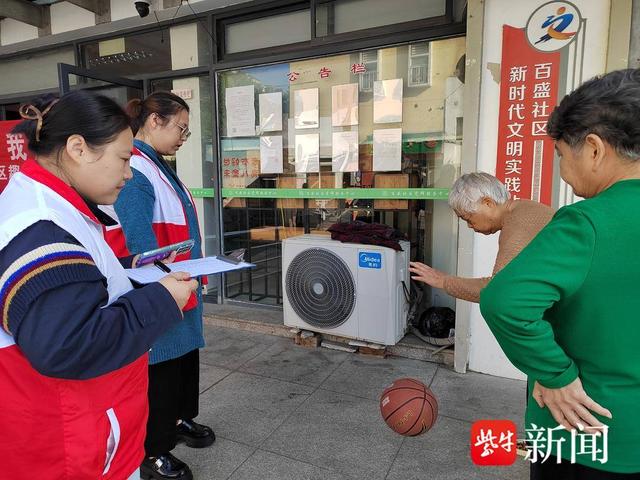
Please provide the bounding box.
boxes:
[154,259,172,273]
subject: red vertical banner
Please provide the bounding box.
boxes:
[0,120,31,193]
[496,26,560,206]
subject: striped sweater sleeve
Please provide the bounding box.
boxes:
[1,241,101,333]
[0,220,182,379]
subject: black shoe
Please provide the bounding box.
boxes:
[176,419,215,448]
[140,453,193,480]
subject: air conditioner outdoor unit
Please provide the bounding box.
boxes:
[282,235,410,346]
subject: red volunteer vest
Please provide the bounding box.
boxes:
[0,161,148,479]
[104,147,203,310]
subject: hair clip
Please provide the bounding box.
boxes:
[18,99,59,142]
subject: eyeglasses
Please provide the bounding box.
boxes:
[158,114,191,140]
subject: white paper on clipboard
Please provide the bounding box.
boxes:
[125,257,254,284]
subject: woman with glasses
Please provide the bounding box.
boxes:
[105,91,214,480]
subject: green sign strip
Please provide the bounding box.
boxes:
[190,188,216,198]
[190,187,450,200]
[220,188,449,200]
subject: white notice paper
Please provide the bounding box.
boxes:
[332,83,359,127]
[259,135,283,174]
[226,85,256,137]
[125,257,254,284]
[294,88,319,129]
[332,130,359,172]
[259,92,282,132]
[295,134,320,173]
[373,79,403,124]
[373,128,402,171]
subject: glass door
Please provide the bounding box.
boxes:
[58,67,221,302]
[58,63,143,105]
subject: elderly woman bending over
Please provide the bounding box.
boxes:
[409,173,554,302]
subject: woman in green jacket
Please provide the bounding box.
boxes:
[481,69,640,479]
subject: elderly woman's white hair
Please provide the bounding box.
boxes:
[448,172,510,214]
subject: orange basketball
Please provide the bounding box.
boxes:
[379,377,438,436]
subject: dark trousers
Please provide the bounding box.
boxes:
[531,460,640,479]
[145,349,200,456]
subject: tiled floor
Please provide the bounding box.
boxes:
[173,325,529,480]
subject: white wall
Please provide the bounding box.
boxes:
[111,0,137,21]
[0,2,94,47]
[111,0,164,21]
[50,2,95,35]
[111,0,245,22]
[1,0,254,47]
[171,23,207,245]
[0,18,38,46]
[467,0,612,379]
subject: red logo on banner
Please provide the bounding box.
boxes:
[471,420,518,466]
[496,26,560,206]
[0,120,30,193]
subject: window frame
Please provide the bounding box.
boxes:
[357,50,379,92]
[407,42,432,87]
[215,0,456,64]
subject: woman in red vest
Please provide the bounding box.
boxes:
[106,92,215,480]
[0,90,197,479]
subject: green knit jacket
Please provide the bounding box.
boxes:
[480,179,640,473]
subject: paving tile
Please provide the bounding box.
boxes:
[203,324,283,347]
[320,355,438,401]
[204,304,284,325]
[265,388,403,480]
[228,449,347,480]
[172,436,255,480]
[430,367,526,431]
[201,326,283,370]
[189,325,530,480]
[385,415,529,480]
[199,363,233,393]
[196,371,314,447]
[239,341,350,386]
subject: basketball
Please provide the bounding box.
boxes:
[380,378,438,436]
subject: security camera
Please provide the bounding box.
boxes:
[134,0,150,18]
